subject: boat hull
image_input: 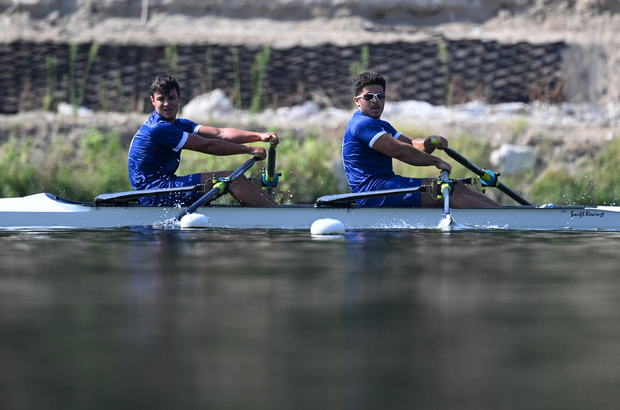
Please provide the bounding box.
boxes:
[1,193,619,231]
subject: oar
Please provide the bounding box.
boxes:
[261,143,280,196]
[173,156,259,221]
[442,146,531,206]
[437,170,453,229]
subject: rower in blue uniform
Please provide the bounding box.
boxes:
[128,74,278,207]
[342,71,500,208]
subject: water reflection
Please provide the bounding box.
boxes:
[1,229,620,409]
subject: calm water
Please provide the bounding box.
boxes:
[1,228,620,410]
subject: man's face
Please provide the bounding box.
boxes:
[151,89,180,122]
[354,84,386,119]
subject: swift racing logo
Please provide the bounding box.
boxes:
[570,210,605,218]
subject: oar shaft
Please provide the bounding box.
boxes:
[497,184,531,206]
[228,156,259,181]
[175,156,259,220]
[265,145,277,196]
[176,186,221,220]
[444,147,531,206]
[444,148,486,177]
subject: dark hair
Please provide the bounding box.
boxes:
[150,74,180,97]
[353,72,386,96]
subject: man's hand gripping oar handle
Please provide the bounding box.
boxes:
[174,156,260,221]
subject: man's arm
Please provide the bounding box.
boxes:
[196,126,278,146]
[397,134,448,154]
[183,134,267,160]
[372,134,452,172]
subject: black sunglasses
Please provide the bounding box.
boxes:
[357,92,386,101]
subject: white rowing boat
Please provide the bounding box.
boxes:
[0,192,618,231]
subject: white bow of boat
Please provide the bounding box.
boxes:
[2,192,620,231]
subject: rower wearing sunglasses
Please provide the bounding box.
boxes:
[342,71,499,208]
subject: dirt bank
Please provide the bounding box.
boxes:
[1,0,618,48]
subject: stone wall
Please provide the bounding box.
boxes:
[0,38,567,114]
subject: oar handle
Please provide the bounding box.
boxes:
[266,145,277,178]
[444,147,486,178]
[262,145,280,195]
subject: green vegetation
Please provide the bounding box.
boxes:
[165,42,178,77]
[438,41,452,107]
[509,118,530,139]
[98,78,108,112]
[349,45,369,79]
[529,137,620,206]
[0,129,130,201]
[114,76,128,113]
[69,41,99,115]
[68,42,77,111]
[231,48,242,110]
[43,57,58,111]
[250,46,271,114]
[0,137,38,198]
[348,46,370,108]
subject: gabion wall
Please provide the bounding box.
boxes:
[0,39,566,114]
